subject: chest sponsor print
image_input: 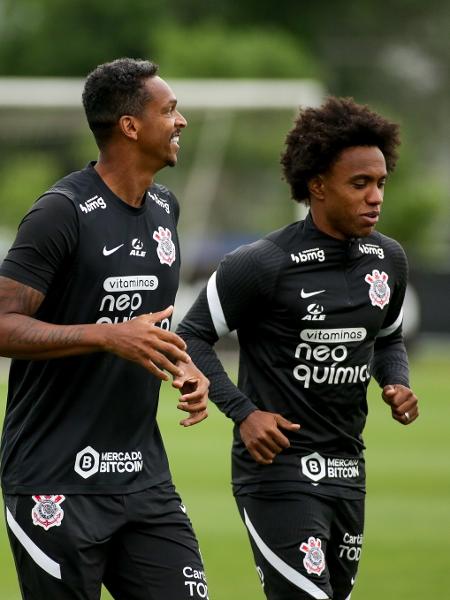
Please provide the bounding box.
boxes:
[79,194,106,214]
[291,247,325,264]
[359,242,384,259]
[148,191,171,214]
[365,269,390,309]
[31,495,65,530]
[130,238,146,257]
[74,446,144,479]
[301,303,326,321]
[153,226,176,266]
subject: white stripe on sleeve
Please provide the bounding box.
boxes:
[206,271,230,337]
[244,509,329,599]
[377,308,403,338]
[6,507,62,580]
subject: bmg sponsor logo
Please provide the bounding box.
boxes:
[291,247,325,264]
[148,191,170,214]
[359,243,384,259]
[74,446,143,479]
[79,195,106,214]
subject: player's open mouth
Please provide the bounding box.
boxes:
[171,134,180,147]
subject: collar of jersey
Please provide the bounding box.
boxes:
[304,211,362,247]
[85,161,149,216]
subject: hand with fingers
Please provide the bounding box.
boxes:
[104,306,190,381]
[382,384,419,425]
[239,410,301,465]
[172,360,209,427]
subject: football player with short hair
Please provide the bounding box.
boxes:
[0,58,209,600]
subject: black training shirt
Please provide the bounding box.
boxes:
[1,163,181,494]
[178,213,409,499]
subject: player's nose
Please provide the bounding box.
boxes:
[367,185,383,205]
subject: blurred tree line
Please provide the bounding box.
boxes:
[0,0,448,266]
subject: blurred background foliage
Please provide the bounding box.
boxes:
[0,0,448,269]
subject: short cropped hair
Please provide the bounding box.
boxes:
[281,97,401,203]
[82,57,159,148]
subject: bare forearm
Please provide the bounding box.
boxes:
[0,314,108,359]
[0,279,189,376]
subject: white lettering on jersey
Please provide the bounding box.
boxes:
[300,328,367,343]
[74,446,143,479]
[301,452,360,482]
[103,276,158,292]
[339,532,364,562]
[293,342,370,388]
[130,238,146,258]
[358,243,384,259]
[182,566,209,598]
[79,195,106,214]
[148,191,171,214]
[291,247,325,264]
[301,303,326,321]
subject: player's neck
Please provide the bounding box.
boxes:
[95,153,155,208]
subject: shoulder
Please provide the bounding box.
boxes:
[372,231,408,273]
[149,183,179,220]
[221,221,307,274]
[21,191,78,230]
[265,221,305,251]
[225,236,286,271]
[40,167,93,204]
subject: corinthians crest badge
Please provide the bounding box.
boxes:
[300,536,325,576]
[31,495,65,530]
[365,269,390,309]
[153,226,176,266]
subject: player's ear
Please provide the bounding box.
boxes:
[118,115,139,141]
[308,175,325,200]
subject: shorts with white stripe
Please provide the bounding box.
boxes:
[3,481,207,600]
[235,492,364,600]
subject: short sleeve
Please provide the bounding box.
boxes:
[0,193,79,294]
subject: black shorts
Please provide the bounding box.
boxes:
[3,481,208,600]
[235,492,364,600]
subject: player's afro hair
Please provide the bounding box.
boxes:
[281,97,401,204]
[82,57,159,148]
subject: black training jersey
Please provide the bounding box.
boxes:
[0,163,181,494]
[178,213,409,499]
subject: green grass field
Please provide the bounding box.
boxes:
[1,351,449,599]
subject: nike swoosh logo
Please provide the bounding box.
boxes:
[103,244,124,256]
[300,289,325,298]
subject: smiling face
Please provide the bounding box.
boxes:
[309,146,388,240]
[132,76,187,172]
